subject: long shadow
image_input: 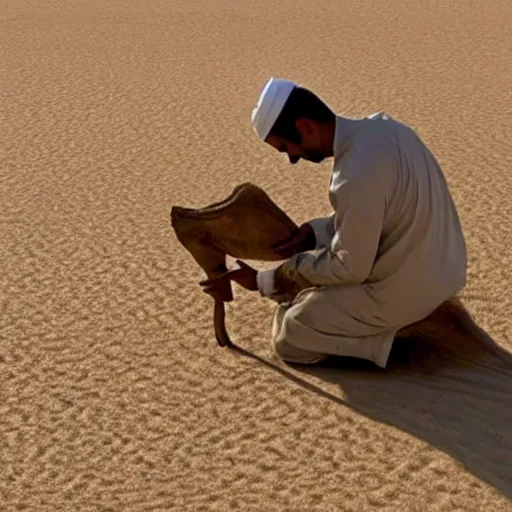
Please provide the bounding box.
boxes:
[230,331,512,501]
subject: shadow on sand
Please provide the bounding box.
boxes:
[231,328,512,501]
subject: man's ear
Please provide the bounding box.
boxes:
[295,118,316,136]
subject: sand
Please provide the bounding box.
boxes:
[2,0,512,510]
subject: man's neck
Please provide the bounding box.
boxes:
[321,119,336,158]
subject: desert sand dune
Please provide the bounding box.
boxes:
[2,0,512,510]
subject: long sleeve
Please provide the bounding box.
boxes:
[279,156,390,287]
[256,213,334,297]
[308,214,335,249]
[257,268,276,296]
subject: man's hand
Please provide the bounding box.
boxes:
[200,260,258,300]
[272,222,316,259]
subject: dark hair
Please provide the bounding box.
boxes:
[269,86,335,144]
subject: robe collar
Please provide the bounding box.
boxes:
[332,114,367,161]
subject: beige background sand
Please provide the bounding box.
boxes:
[2,1,512,510]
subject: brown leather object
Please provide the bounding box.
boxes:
[170,182,511,367]
[170,182,307,346]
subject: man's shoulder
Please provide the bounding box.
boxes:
[365,111,415,133]
[350,111,420,152]
[350,114,400,156]
[333,114,402,180]
[365,111,417,132]
[367,111,392,121]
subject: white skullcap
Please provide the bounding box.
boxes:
[251,77,297,140]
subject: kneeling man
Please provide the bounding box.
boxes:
[203,77,467,369]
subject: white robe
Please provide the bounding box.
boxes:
[257,112,468,368]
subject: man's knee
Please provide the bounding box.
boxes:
[273,337,327,364]
[271,304,327,364]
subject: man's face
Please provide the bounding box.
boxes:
[265,119,326,165]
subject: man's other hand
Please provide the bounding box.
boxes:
[200,260,259,300]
